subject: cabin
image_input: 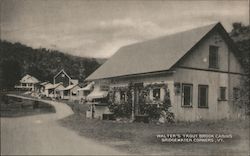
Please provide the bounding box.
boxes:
[34,81,49,93]
[59,84,81,101]
[85,22,246,121]
[54,69,78,87]
[77,82,95,103]
[45,83,64,98]
[15,74,39,91]
[85,84,110,119]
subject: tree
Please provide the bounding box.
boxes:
[230,22,250,114]
[0,60,22,90]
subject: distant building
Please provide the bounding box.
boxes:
[53,69,78,87]
[45,83,64,98]
[59,84,80,101]
[77,82,95,102]
[15,74,39,91]
[86,23,246,121]
[36,82,52,96]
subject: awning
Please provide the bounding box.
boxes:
[87,89,108,100]
[78,82,94,91]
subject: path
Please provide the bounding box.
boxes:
[1,94,125,155]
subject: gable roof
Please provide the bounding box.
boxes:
[60,84,79,91]
[54,69,71,80]
[86,22,239,81]
[78,81,95,91]
[45,83,63,90]
[70,79,79,85]
[20,74,39,83]
[40,81,50,86]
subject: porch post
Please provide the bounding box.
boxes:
[167,81,176,115]
[131,88,135,121]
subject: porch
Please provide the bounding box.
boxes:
[108,81,175,121]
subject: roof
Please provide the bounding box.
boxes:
[54,69,71,80]
[78,82,94,91]
[40,81,50,86]
[87,90,108,100]
[86,22,235,81]
[70,79,79,85]
[60,84,79,91]
[20,74,39,83]
[45,83,63,90]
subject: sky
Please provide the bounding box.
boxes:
[1,0,249,58]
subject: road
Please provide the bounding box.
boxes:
[1,95,125,155]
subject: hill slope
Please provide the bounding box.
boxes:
[0,40,105,89]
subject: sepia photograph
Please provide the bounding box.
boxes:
[0,0,249,155]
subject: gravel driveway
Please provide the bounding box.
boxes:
[1,94,125,155]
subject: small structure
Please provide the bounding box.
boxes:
[34,81,50,94]
[45,83,64,98]
[77,82,94,103]
[85,84,110,119]
[59,84,80,101]
[15,74,39,91]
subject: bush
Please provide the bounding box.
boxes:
[1,95,9,104]
[140,104,161,119]
[109,102,132,118]
[33,101,39,109]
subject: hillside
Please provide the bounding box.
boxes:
[0,40,106,89]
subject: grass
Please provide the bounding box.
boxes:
[59,103,250,155]
[0,93,56,117]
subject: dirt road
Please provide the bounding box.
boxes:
[1,95,125,155]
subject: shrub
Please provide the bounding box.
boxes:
[33,101,39,109]
[1,95,9,104]
[108,102,132,118]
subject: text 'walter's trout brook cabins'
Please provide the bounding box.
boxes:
[86,22,246,121]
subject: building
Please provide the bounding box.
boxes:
[54,69,79,87]
[85,83,110,119]
[36,82,52,96]
[59,84,81,101]
[15,74,39,91]
[77,82,95,102]
[86,22,246,121]
[45,83,64,98]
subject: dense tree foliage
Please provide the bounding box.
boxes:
[229,22,250,110]
[230,22,250,72]
[0,60,21,89]
[0,40,104,89]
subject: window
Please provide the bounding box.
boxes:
[120,91,126,102]
[153,88,160,100]
[209,46,219,69]
[219,87,226,100]
[182,84,193,107]
[198,85,208,108]
[233,87,240,100]
[72,91,77,96]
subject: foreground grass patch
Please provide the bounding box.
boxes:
[59,113,249,155]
